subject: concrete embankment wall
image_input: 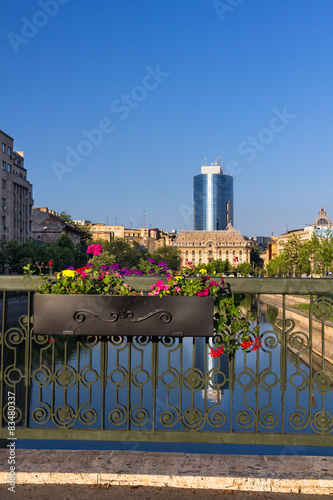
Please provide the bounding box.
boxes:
[260,294,333,371]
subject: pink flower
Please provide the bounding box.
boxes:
[196,288,210,297]
[87,244,103,256]
[209,281,219,287]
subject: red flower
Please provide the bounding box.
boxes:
[241,340,253,350]
[209,347,224,358]
[252,337,262,351]
[48,260,53,267]
[196,287,210,297]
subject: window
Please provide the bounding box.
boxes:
[2,216,5,225]
[2,197,6,207]
[1,161,6,171]
[7,147,11,156]
[2,144,5,153]
[7,164,11,172]
[2,179,6,189]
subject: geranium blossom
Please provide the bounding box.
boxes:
[209,347,224,358]
[87,244,103,256]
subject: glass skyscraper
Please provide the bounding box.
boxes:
[193,161,233,230]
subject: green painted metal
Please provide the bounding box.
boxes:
[0,277,333,447]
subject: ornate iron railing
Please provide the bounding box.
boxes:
[0,276,333,446]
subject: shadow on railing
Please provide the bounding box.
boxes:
[0,276,333,446]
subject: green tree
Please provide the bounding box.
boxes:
[237,262,252,276]
[151,246,181,270]
[59,211,73,223]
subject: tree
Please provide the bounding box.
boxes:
[237,262,252,277]
[151,246,181,270]
[59,211,73,223]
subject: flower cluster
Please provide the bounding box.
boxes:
[24,244,261,357]
[87,244,103,256]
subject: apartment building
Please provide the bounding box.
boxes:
[0,130,34,242]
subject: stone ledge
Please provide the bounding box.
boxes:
[0,450,332,495]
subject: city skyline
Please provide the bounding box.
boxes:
[1,1,333,236]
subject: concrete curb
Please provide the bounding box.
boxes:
[0,450,332,495]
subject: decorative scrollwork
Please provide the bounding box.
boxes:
[237,369,256,390]
[73,308,172,325]
[207,408,226,428]
[4,366,23,386]
[32,404,51,425]
[161,368,180,389]
[311,410,333,433]
[78,405,97,425]
[260,329,280,350]
[312,297,333,321]
[130,407,149,426]
[110,367,128,388]
[181,408,203,429]
[290,370,309,391]
[53,405,76,427]
[289,410,309,430]
[5,328,25,346]
[313,371,333,393]
[79,367,98,388]
[275,318,295,335]
[259,368,278,390]
[208,367,227,390]
[183,368,204,391]
[80,335,101,347]
[236,409,255,429]
[33,366,52,387]
[259,409,278,429]
[55,366,77,388]
[109,406,127,425]
[160,409,178,427]
[131,368,149,388]
[288,330,309,353]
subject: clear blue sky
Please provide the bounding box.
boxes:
[1,0,332,237]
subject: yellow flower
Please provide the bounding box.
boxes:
[60,270,76,278]
[199,268,207,274]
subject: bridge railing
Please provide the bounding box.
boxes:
[0,276,333,447]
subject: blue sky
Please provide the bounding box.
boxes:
[1,0,332,236]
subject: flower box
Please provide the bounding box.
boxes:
[33,295,214,338]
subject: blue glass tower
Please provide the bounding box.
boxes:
[193,161,233,230]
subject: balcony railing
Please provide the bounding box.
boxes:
[0,276,333,447]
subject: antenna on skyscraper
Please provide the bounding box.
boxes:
[143,210,146,227]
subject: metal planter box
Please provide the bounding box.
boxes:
[33,295,214,337]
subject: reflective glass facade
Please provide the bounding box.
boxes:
[193,173,233,230]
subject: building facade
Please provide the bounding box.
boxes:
[88,223,176,253]
[193,160,233,231]
[171,225,253,266]
[0,130,34,242]
[277,207,333,253]
[33,208,83,243]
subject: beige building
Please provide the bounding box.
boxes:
[171,224,253,266]
[277,207,333,253]
[88,223,175,253]
[0,130,34,242]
